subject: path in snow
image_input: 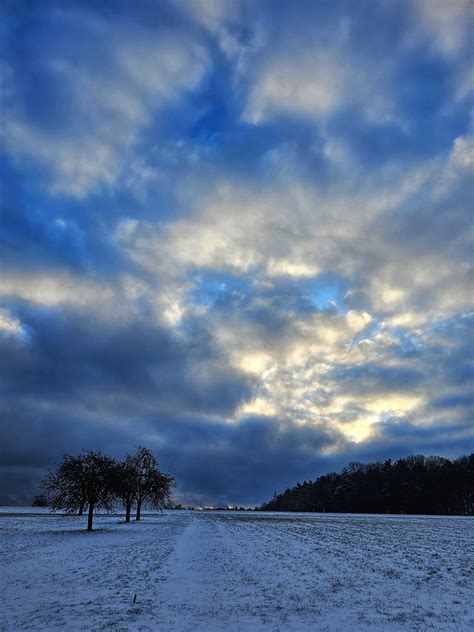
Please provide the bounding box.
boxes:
[151,512,474,631]
[1,510,473,631]
[153,515,277,630]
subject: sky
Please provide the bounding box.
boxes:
[0,0,473,507]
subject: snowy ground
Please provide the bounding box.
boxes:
[1,510,473,631]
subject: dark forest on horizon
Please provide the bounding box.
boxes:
[260,454,474,515]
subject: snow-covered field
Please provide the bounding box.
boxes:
[1,510,472,631]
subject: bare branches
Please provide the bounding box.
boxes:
[115,447,176,521]
[41,446,176,530]
[41,450,119,530]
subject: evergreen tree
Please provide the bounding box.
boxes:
[260,454,474,516]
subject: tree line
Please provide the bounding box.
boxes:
[38,447,175,530]
[260,454,474,515]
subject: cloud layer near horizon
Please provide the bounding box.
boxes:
[1,0,473,505]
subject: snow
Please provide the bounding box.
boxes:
[1,510,473,631]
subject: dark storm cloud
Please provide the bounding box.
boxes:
[0,0,473,505]
[326,364,425,395]
[0,304,256,503]
[1,305,254,412]
[145,414,343,506]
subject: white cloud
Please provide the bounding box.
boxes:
[2,22,209,198]
[0,309,26,339]
[450,135,474,170]
[109,124,472,449]
[411,0,473,58]
[0,273,115,308]
[346,310,372,332]
[265,259,320,279]
[115,131,471,333]
[242,40,399,127]
[178,0,238,32]
[243,52,346,124]
[4,121,119,198]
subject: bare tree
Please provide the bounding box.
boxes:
[42,453,87,515]
[42,451,118,531]
[119,447,175,521]
[114,454,137,522]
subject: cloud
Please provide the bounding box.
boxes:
[118,129,472,322]
[239,3,405,129]
[0,0,472,505]
[1,4,209,197]
[0,309,26,339]
[410,0,473,58]
[102,124,474,452]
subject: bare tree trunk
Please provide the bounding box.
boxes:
[78,501,85,516]
[87,503,94,531]
[125,501,131,523]
[136,501,142,521]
